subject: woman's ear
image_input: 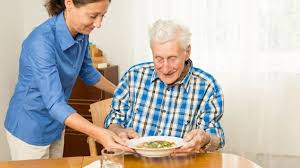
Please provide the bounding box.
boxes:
[64,0,73,11]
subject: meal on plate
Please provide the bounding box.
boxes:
[136,140,176,149]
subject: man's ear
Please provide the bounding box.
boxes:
[185,45,191,61]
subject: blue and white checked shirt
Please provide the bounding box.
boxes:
[104,60,225,148]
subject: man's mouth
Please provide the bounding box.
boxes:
[163,73,174,77]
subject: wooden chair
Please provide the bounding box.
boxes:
[87,98,113,156]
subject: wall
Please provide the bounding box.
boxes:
[23,0,48,38]
[89,0,135,76]
[0,1,23,160]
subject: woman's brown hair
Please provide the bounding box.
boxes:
[44,0,111,16]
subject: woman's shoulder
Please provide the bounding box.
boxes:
[24,17,56,45]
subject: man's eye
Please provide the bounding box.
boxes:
[90,15,97,19]
[155,58,163,63]
[172,55,178,59]
[169,57,177,61]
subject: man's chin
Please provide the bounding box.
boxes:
[162,78,177,85]
[157,74,177,85]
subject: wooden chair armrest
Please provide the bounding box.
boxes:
[87,137,98,156]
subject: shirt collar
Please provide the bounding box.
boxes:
[55,12,84,51]
[151,59,193,92]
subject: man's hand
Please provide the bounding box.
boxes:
[96,128,134,152]
[108,124,139,141]
[116,128,139,141]
[174,129,210,153]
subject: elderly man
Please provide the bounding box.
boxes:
[104,19,224,153]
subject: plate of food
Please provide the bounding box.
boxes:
[127,136,184,157]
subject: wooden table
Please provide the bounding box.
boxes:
[0,153,261,168]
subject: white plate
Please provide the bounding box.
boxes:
[127,136,184,157]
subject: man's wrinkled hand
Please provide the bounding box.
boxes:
[174,129,210,154]
[116,128,139,141]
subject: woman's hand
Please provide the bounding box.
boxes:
[64,113,134,152]
[96,128,134,152]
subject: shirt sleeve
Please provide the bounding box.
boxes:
[27,37,75,124]
[104,72,130,128]
[78,40,101,86]
[197,81,225,149]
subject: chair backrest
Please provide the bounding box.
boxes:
[88,98,112,156]
[89,98,113,127]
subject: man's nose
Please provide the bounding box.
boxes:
[161,62,172,74]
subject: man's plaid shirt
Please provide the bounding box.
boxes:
[104,60,225,148]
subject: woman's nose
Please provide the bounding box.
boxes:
[93,16,103,28]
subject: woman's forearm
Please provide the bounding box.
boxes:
[64,112,103,140]
[94,76,116,94]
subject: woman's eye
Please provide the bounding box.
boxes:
[90,15,97,19]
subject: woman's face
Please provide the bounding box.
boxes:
[65,0,110,36]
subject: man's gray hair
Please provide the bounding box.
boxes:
[149,19,191,50]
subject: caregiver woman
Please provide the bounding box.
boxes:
[4,0,131,160]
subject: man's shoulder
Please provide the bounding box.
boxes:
[190,67,223,94]
[191,66,219,86]
[127,62,154,73]
[119,62,154,86]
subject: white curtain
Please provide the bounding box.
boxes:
[131,0,300,166]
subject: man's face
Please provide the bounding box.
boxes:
[151,39,190,85]
[66,0,109,35]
